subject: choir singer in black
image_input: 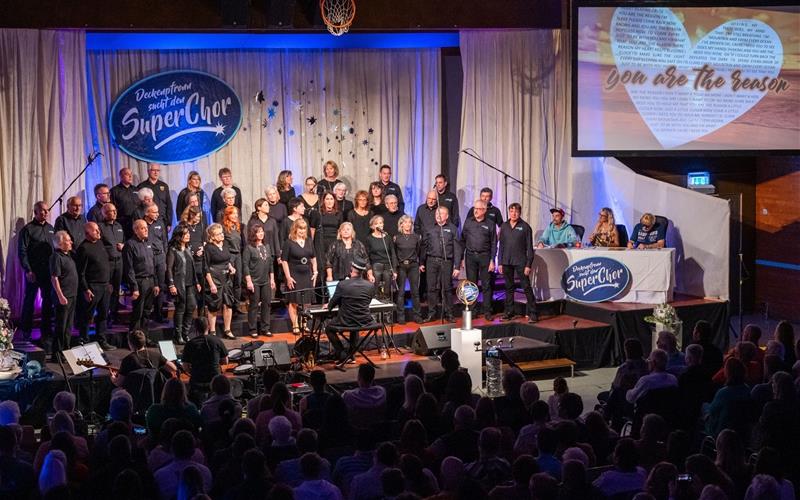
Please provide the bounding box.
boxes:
[167,225,200,345]
[498,203,538,323]
[243,224,275,338]
[324,256,375,363]
[75,222,115,350]
[123,219,158,334]
[420,207,462,323]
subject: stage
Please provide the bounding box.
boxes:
[7,294,728,426]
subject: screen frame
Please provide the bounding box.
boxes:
[571,0,800,157]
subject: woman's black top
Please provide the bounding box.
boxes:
[347,209,373,245]
[223,227,243,255]
[278,187,296,206]
[204,244,232,281]
[242,243,274,286]
[176,188,208,224]
[366,233,397,268]
[319,211,343,254]
[317,178,338,195]
[325,239,368,281]
[394,233,422,263]
[267,201,288,226]
[247,215,281,257]
[186,222,206,263]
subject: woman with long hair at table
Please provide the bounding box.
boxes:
[276,170,296,207]
[394,215,422,324]
[325,222,368,282]
[221,206,244,307]
[281,218,318,335]
[368,181,386,215]
[589,207,620,247]
[347,190,372,245]
[366,215,397,300]
[317,160,340,195]
[166,225,200,345]
[243,224,275,338]
[204,223,236,338]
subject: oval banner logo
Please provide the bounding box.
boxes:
[109,70,242,163]
[561,257,631,303]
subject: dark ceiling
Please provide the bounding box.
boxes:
[0,0,565,31]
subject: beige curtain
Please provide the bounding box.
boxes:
[86,48,442,224]
[0,29,91,312]
[456,30,577,228]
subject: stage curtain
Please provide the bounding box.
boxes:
[456,29,574,228]
[85,48,442,226]
[0,29,91,313]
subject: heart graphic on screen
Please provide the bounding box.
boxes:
[610,8,783,148]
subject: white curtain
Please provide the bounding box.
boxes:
[86,48,442,223]
[456,30,574,228]
[0,29,91,312]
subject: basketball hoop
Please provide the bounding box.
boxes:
[320,0,356,36]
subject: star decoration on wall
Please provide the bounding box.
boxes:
[255,90,265,103]
[307,116,317,126]
[362,139,369,146]
[272,100,279,107]
[368,128,374,135]
[261,119,269,129]
[267,107,276,119]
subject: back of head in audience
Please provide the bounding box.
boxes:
[724,357,746,386]
[0,400,21,426]
[624,338,644,360]
[440,456,464,491]
[529,472,559,500]
[745,474,781,500]
[210,374,231,396]
[693,320,713,343]
[376,441,398,467]
[685,343,704,366]
[171,429,195,460]
[403,360,425,379]
[440,349,460,371]
[242,448,267,479]
[357,364,376,386]
[613,437,639,472]
[297,428,318,454]
[520,381,540,408]
[268,415,293,445]
[381,467,405,497]
[502,367,525,397]
[645,461,677,499]
[557,393,584,420]
[50,410,75,436]
[299,452,323,480]
[53,391,76,413]
[742,324,762,345]
[648,349,669,372]
[309,369,326,392]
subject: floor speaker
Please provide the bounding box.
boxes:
[410,323,456,355]
[256,341,292,368]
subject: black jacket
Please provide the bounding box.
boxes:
[137,179,173,228]
[18,220,55,274]
[498,219,534,267]
[328,277,376,328]
[166,247,197,291]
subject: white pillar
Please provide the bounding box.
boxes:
[450,327,483,392]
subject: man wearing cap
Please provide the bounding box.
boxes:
[324,256,376,363]
[536,208,579,248]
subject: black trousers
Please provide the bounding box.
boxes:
[465,252,492,314]
[230,252,242,300]
[53,295,76,353]
[326,319,360,360]
[395,262,420,320]
[77,283,110,342]
[247,282,272,332]
[109,258,123,321]
[427,257,454,316]
[502,265,537,316]
[173,286,197,340]
[153,254,167,320]
[130,277,156,332]
[193,258,205,310]
[20,272,53,337]
[372,262,393,301]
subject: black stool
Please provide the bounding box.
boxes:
[327,322,383,368]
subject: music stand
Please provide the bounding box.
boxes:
[63,342,107,425]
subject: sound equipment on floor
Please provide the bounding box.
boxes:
[410,323,456,356]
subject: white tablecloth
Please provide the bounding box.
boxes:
[532,248,676,304]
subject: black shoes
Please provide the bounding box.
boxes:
[98,340,117,351]
[528,314,539,324]
[502,312,515,321]
[173,335,186,345]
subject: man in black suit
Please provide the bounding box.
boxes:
[18,201,56,344]
[325,256,376,363]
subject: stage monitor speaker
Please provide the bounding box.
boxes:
[222,0,250,27]
[256,341,292,369]
[410,323,456,356]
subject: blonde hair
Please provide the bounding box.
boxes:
[369,215,384,229]
[337,222,354,240]
[640,213,655,226]
[323,160,339,178]
[398,215,413,233]
[206,223,223,243]
[289,218,308,240]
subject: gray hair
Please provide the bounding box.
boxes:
[685,343,704,365]
[473,199,487,209]
[744,474,781,500]
[264,185,278,196]
[398,215,413,232]
[384,194,398,204]
[53,391,76,413]
[54,230,70,246]
[137,186,153,201]
[222,187,236,199]
[649,348,668,371]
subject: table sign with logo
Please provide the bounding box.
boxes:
[561,256,631,303]
[109,70,242,163]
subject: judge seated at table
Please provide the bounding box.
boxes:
[536,208,579,248]
[627,213,666,250]
[589,207,621,247]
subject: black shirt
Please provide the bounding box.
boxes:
[365,234,397,268]
[86,202,105,223]
[247,215,281,257]
[75,239,111,289]
[242,244,274,286]
[18,220,55,274]
[50,250,78,297]
[186,222,206,263]
[123,238,155,290]
[466,203,504,227]
[267,201,288,227]
[347,209,373,245]
[498,219,534,267]
[421,223,462,262]
[176,188,208,223]
[137,179,173,228]
[182,335,228,384]
[325,240,368,281]
[278,187,297,207]
[54,213,87,247]
[380,180,405,212]
[211,185,243,222]
[461,217,497,258]
[394,233,422,263]
[146,219,168,257]
[414,204,437,235]
[99,220,125,260]
[435,190,461,228]
[110,183,139,223]
[382,210,404,239]
[328,277,376,328]
[317,178,339,196]
[119,348,167,376]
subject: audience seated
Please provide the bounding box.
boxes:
[463,427,512,491]
[705,358,754,438]
[592,438,647,497]
[145,377,203,440]
[293,452,343,499]
[656,331,686,376]
[691,320,724,377]
[343,365,387,429]
[200,374,243,425]
[275,428,331,487]
[349,441,398,500]
[626,349,678,405]
[153,429,212,499]
[0,424,36,500]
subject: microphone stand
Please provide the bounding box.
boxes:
[49,152,102,213]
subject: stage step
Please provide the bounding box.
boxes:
[514,358,576,377]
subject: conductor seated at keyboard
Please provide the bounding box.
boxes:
[323,255,376,362]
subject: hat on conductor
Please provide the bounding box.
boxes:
[550,208,565,216]
[351,256,368,271]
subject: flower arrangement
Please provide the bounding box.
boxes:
[0,298,13,351]
[644,303,680,329]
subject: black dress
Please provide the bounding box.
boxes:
[347,209,373,246]
[325,239,368,281]
[318,211,343,257]
[204,244,235,312]
[281,239,315,305]
[224,227,243,299]
[317,178,338,196]
[278,187,296,207]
